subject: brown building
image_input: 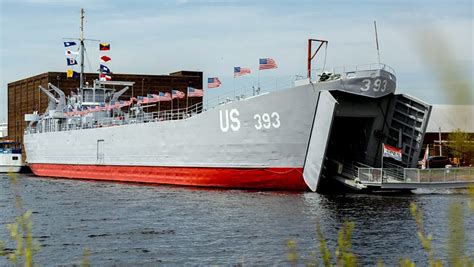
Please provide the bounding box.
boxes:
[7,70,203,148]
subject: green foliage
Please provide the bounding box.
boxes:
[415,30,473,105]
[399,257,416,267]
[287,239,299,266]
[447,129,473,162]
[335,222,357,266]
[82,247,91,267]
[288,222,357,267]
[0,173,40,266]
[447,202,465,266]
[316,224,331,267]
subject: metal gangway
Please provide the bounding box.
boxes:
[355,167,474,190]
[334,160,474,191]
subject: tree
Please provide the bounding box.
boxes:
[446,128,473,166]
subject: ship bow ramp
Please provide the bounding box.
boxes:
[303,68,431,193]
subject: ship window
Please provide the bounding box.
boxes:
[83,89,94,102]
[12,156,18,161]
[95,89,105,102]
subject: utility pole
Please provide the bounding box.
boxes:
[438,127,443,156]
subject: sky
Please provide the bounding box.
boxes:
[0,0,473,123]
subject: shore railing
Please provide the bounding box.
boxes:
[356,167,474,184]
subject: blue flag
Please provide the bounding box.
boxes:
[66,58,78,66]
[64,41,77,47]
[99,64,111,73]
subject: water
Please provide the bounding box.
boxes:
[1,174,473,266]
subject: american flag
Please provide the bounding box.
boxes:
[207,77,221,88]
[158,92,172,101]
[187,87,203,97]
[234,67,251,77]
[151,94,160,102]
[147,94,157,103]
[259,58,278,70]
[137,96,144,104]
[172,90,185,99]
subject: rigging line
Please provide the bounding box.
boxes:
[84,46,93,76]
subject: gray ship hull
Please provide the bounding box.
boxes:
[25,83,320,190]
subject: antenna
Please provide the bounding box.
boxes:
[374,20,381,64]
[80,8,85,91]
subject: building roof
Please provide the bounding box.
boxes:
[426,105,474,133]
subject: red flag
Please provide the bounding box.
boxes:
[99,73,111,81]
[99,43,110,51]
[100,55,111,62]
[382,144,402,161]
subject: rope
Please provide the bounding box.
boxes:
[84,47,93,74]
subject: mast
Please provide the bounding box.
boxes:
[374,20,381,64]
[79,8,85,91]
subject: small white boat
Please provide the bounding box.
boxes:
[0,141,22,173]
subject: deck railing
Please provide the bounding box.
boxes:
[311,63,396,77]
[25,101,205,135]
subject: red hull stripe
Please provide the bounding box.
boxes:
[29,164,308,191]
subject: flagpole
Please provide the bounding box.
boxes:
[79,8,85,91]
[381,143,384,182]
[186,88,189,114]
[257,68,260,95]
[426,144,430,169]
